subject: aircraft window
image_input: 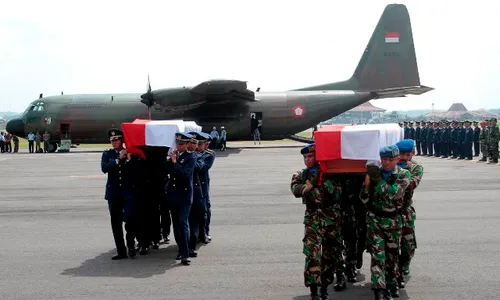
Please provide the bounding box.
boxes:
[29,105,35,111]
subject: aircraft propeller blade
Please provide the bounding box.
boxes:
[140,73,154,119]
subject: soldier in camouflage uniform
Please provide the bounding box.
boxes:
[291,143,346,300]
[360,145,411,300]
[487,118,499,164]
[395,139,424,291]
[340,175,364,283]
[478,120,489,162]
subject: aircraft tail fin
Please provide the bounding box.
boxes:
[349,4,430,93]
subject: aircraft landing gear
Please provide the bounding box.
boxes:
[48,142,58,153]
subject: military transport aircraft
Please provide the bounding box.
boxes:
[7,3,432,152]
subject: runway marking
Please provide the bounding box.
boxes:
[0,157,11,161]
[70,175,106,178]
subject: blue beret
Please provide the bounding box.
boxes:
[395,139,415,153]
[301,143,316,155]
[175,132,193,143]
[379,145,400,158]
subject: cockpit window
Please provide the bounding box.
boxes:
[29,101,45,112]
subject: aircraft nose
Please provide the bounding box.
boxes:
[6,118,25,137]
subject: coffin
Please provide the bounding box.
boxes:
[314,123,404,173]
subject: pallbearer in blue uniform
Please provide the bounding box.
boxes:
[101,128,140,260]
[198,133,216,243]
[165,132,196,265]
[186,132,205,257]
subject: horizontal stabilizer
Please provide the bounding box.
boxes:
[372,85,434,99]
[288,134,313,144]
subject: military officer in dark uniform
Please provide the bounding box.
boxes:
[165,132,197,265]
[464,121,474,160]
[198,133,216,243]
[414,121,421,155]
[426,122,434,156]
[407,122,415,141]
[403,122,409,139]
[101,128,140,260]
[187,132,205,256]
[473,121,481,156]
[433,122,441,157]
[440,121,450,158]
[421,121,428,156]
[450,121,458,158]
[457,121,465,159]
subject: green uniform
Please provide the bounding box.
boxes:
[291,168,345,288]
[487,125,499,161]
[479,127,489,159]
[398,160,423,274]
[360,166,411,290]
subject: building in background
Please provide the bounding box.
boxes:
[327,101,386,124]
[423,103,499,121]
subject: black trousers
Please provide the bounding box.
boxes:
[28,140,34,153]
[415,140,421,155]
[108,199,137,254]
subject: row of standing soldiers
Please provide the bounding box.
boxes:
[291,140,422,300]
[101,129,215,266]
[400,118,499,163]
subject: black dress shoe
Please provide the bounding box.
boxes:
[189,250,198,257]
[207,235,212,242]
[111,253,128,260]
[128,248,136,258]
[139,246,149,255]
[403,269,410,276]
[152,243,159,250]
[384,289,394,300]
[181,258,191,265]
[175,254,182,260]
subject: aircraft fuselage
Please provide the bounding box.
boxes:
[8,90,372,145]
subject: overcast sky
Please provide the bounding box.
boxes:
[1,0,499,113]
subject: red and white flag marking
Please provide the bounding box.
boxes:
[313,123,404,161]
[385,32,400,43]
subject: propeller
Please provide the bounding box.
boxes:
[140,74,154,119]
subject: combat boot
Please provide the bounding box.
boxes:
[388,284,399,298]
[345,264,357,282]
[397,276,406,289]
[384,289,394,300]
[333,273,347,291]
[309,285,320,300]
[373,289,384,300]
[319,284,330,300]
[356,252,363,269]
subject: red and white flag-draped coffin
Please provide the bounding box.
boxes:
[313,123,404,173]
[121,119,202,158]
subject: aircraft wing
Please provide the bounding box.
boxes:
[189,80,256,104]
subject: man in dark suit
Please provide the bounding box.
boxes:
[165,132,196,265]
[101,128,140,260]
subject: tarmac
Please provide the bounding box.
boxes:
[1,143,499,300]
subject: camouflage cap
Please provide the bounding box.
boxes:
[491,118,497,122]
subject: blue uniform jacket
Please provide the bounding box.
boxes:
[199,149,215,199]
[101,149,140,202]
[166,151,196,205]
[193,151,205,203]
[458,127,465,143]
[415,127,421,141]
[464,127,474,144]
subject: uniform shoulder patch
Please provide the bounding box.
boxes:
[206,149,215,155]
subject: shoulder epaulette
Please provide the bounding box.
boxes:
[206,149,215,155]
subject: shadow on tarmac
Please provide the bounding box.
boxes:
[61,244,184,279]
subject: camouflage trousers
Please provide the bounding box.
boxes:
[488,141,499,159]
[303,209,344,287]
[480,142,488,158]
[366,212,402,290]
[399,206,417,273]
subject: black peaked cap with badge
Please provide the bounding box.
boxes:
[108,128,123,141]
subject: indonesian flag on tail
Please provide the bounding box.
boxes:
[385,32,399,43]
[313,123,404,162]
[121,119,202,159]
